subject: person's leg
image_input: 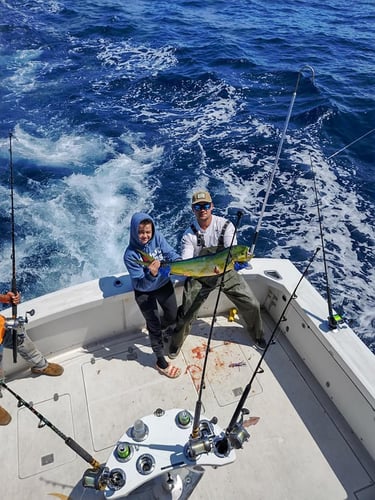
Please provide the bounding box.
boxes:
[157,281,178,329]
[3,329,47,369]
[0,346,11,425]
[222,271,264,342]
[170,278,212,355]
[2,330,64,375]
[135,288,181,378]
[135,290,165,360]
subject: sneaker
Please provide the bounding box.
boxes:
[0,406,11,426]
[256,337,267,350]
[31,362,64,376]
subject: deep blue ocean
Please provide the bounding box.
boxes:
[0,0,374,352]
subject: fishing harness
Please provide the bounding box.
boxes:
[190,220,230,251]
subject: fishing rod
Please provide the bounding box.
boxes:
[250,65,315,256]
[0,381,102,471]
[309,127,375,328]
[190,210,244,441]
[223,247,320,447]
[310,157,341,329]
[9,132,18,363]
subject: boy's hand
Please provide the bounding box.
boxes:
[149,260,160,277]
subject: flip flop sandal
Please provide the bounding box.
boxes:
[156,363,181,379]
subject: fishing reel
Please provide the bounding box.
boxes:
[186,416,234,461]
[5,309,35,331]
[4,309,35,346]
[186,419,216,460]
[82,465,126,491]
[226,408,250,450]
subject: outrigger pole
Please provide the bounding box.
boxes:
[224,247,320,444]
[250,65,315,256]
[9,132,18,363]
[190,210,244,440]
[0,381,101,471]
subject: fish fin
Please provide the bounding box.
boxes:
[138,250,155,263]
[132,250,155,267]
[214,265,221,275]
[133,259,149,268]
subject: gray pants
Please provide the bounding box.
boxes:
[0,329,48,382]
[172,270,263,351]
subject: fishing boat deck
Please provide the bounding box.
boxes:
[1,309,374,500]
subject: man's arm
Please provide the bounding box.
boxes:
[223,221,238,247]
[0,292,20,305]
[181,232,196,260]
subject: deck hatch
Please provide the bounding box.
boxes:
[82,337,198,451]
[17,394,75,478]
[182,318,263,406]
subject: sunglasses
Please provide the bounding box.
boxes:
[193,203,211,211]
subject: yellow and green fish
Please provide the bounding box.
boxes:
[135,245,252,278]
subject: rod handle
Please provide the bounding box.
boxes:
[65,437,101,469]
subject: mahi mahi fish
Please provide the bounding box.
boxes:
[135,245,252,278]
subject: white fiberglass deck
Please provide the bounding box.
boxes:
[1,311,374,500]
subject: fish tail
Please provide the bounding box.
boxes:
[133,250,155,266]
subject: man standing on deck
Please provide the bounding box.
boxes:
[0,291,64,426]
[169,190,266,358]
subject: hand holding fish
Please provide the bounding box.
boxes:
[148,259,160,277]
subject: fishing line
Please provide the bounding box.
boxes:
[0,381,101,470]
[224,247,320,442]
[310,156,342,329]
[191,210,244,439]
[327,128,375,160]
[250,65,315,256]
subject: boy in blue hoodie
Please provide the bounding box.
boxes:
[124,213,181,378]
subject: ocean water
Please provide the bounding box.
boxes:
[0,0,374,351]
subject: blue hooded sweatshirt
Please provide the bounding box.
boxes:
[124,212,180,292]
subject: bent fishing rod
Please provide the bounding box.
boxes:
[250,65,315,256]
[223,247,320,444]
[0,381,101,471]
[190,210,244,440]
[9,132,18,363]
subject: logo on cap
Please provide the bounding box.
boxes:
[191,191,212,204]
